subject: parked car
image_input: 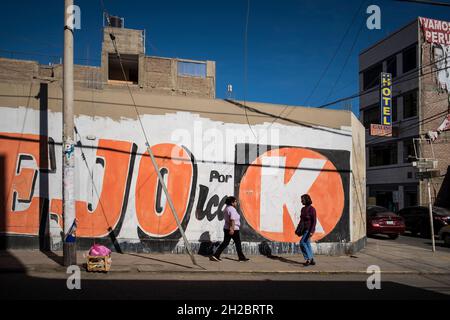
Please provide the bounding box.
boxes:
[366,205,405,239]
[439,225,450,247]
[397,206,450,238]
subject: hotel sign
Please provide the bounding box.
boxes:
[380,72,392,126]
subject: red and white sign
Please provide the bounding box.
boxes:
[238,147,345,242]
[370,124,392,137]
[419,17,450,45]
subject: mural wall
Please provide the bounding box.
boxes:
[0,106,356,253]
[419,17,450,209]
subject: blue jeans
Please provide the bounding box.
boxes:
[300,231,314,261]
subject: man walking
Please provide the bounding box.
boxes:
[211,196,249,262]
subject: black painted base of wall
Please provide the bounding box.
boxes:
[1,235,367,256]
[0,234,40,250]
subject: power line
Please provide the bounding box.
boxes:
[269,0,368,126]
[4,51,448,135]
[303,0,368,107]
[322,9,367,105]
[269,59,450,125]
[367,107,449,146]
[279,45,450,123]
[224,98,352,137]
[247,61,450,138]
[318,57,450,109]
[395,0,450,7]
[0,49,142,64]
[99,2,198,267]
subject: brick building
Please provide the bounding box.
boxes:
[0,20,216,99]
[359,17,450,211]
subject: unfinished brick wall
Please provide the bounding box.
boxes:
[145,57,173,89]
[102,27,145,55]
[0,58,37,83]
[177,74,213,98]
[73,65,103,90]
[143,57,215,98]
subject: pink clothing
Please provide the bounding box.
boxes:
[223,205,241,230]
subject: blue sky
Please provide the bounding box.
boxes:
[1,0,449,115]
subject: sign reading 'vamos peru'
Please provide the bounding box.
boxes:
[419,17,450,45]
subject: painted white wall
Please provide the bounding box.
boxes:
[0,106,354,246]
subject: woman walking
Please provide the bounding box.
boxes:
[299,194,317,266]
[211,196,249,262]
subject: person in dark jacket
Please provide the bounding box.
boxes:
[299,194,317,266]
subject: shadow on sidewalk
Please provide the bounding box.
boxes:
[423,241,449,249]
[41,250,64,266]
[368,235,399,241]
[125,253,195,270]
[223,257,242,262]
[265,255,305,266]
[222,255,305,266]
[1,276,448,300]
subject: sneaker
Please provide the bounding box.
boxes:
[303,260,311,266]
[238,257,250,262]
[210,255,221,262]
[309,259,316,266]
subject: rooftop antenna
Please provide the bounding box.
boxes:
[227,84,233,100]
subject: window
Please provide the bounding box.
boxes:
[403,90,418,119]
[386,56,397,78]
[108,53,139,84]
[369,142,398,166]
[363,105,380,129]
[402,45,417,73]
[404,186,418,207]
[403,139,417,163]
[177,61,206,78]
[363,63,383,90]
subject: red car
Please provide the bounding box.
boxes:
[367,205,406,239]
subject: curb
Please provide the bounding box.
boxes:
[2,266,450,276]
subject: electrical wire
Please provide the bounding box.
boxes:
[243,0,257,140]
[269,0,368,126]
[304,0,368,106]
[322,8,367,105]
[99,1,198,266]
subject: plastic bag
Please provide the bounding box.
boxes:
[89,244,111,256]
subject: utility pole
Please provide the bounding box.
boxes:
[63,0,76,266]
[427,179,436,252]
[413,138,438,252]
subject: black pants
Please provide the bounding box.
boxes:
[214,229,246,260]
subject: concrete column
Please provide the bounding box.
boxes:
[138,54,145,88]
[171,59,177,93]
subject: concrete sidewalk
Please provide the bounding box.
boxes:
[1,238,449,275]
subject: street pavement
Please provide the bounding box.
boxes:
[388,232,450,253]
[1,236,448,274]
[0,236,449,300]
[1,272,449,300]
